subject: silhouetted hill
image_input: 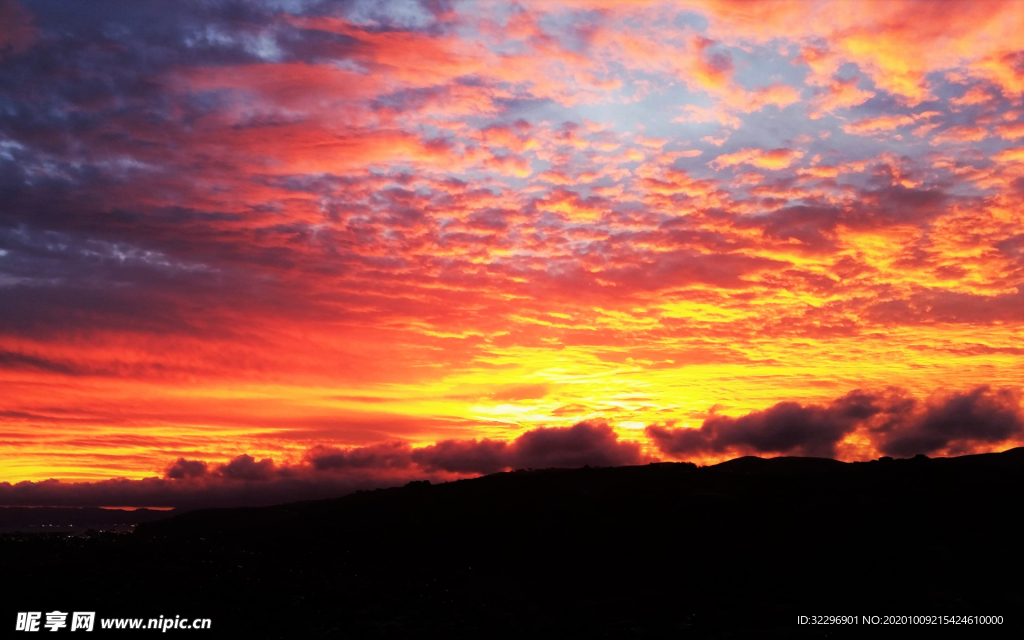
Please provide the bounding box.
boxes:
[709,455,846,474]
[3,451,1022,638]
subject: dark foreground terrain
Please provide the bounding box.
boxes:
[0,507,174,534]
[4,450,1023,638]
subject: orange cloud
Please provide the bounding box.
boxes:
[730,83,802,112]
[992,147,1024,163]
[971,50,1024,97]
[950,85,993,107]
[994,122,1024,141]
[801,165,840,179]
[930,125,988,145]
[842,114,916,135]
[809,77,876,118]
[709,148,805,171]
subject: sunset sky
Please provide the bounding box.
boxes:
[1,0,1022,507]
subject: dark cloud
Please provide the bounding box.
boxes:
[411,438,508,474]
[849,185,946,228]
[877,386,1024,457]
[647,390,879,458]
[735,204,840,253]
[647,386,1023,460]
[511,421,643,468]
[306,442,412,471]
[0,348,77,375]
[866,286,1024,325]
[411,420,645,473]
[216,454,276,481]
[165,458,208,479]
[727,184,948,256]
[598,249,788,290]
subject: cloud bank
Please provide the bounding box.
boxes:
[3,386,1020,508]
[0,421,647,508]
[647,385,1023,460]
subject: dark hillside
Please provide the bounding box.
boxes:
[4,450,1022,638]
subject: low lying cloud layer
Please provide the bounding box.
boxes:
[411,421,645,473]
[0,421,646,508]
[647,385,1023,460]
[2,385,1020,509]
